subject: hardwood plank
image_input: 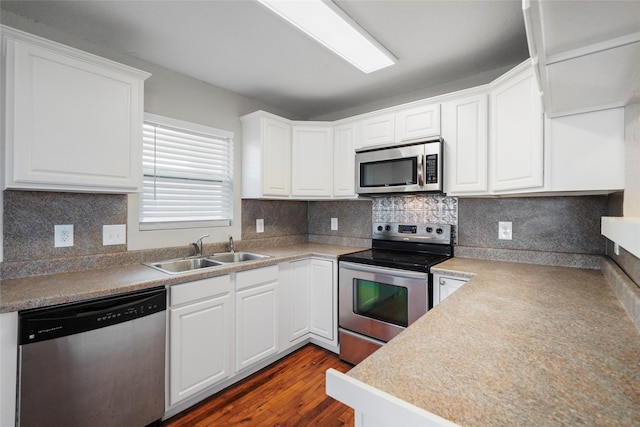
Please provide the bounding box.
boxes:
[163,344,354,427]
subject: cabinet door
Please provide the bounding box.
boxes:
[433,274,468,306]
[309,259,334,340]
[289,259,311,341]
[547,108,624,192]
[3,30,148,193]
[442,94,488,194]
[333,123,357,197]
[361,113,395,147]
[490,66,543,192]
[262,117,292,196]
[291,125,333,197]
[169,294,232,406]
[236,281,278,372]
[395,103,440,142]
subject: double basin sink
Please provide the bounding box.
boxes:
[146,251,271,275]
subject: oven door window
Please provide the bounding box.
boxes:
[360,157,417,187]
[353,279,408,327]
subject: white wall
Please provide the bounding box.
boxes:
[0,10,300,250]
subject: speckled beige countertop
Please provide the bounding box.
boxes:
[348,257,640,426]
[0,243,366,313]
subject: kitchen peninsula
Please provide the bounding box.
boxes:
[327,257,640,426]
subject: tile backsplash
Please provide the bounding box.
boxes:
[372,194,458,241]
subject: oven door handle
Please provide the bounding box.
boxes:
[339,262,429,280]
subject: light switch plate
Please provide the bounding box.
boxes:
[331,217,338,231]
[256,218,264,233]
[498,221,512,240]
[54,224,74,247]
[103,224,126,246]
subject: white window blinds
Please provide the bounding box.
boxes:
[140,113,234,230]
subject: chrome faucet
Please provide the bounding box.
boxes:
[192,234,210,257]
[228,235,235,253]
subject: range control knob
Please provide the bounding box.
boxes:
[436,228,443,234]
[377,225,383,231]
[385,225,391,231]
[426,227,433,233]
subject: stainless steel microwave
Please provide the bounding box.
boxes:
[355,138,443,195]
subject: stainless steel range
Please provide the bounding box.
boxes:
[338,222,453,364]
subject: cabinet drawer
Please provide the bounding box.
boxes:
[171,275,231,306]
[236,265,279,290]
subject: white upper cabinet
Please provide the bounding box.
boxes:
[241,111,292,198]
[394,103,440,142]
[333,122,357,197]
[442,93,488,194]
[489,64,544,193]
[2,26,150,193]
[291,124,333,197]
[360,112,395,148]
[523,0,640,117]
[358,103,440,149]
[545,108,625,193]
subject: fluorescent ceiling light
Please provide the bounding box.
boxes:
[257,0,396,73]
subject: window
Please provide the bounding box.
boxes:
[140,113,234,230]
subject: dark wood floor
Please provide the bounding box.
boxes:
[162,344,354,427]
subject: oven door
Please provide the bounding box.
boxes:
[355,143,425,195]
[339,261,429,343]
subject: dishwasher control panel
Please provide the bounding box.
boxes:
[19,288,166,344]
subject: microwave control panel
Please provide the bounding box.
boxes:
[425,154,438,184]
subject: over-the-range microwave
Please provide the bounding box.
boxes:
[355,138,443,195]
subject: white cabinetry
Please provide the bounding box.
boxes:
[361,113,395,148]
[235,266,279,372]
[395,103,440,142]
[442,93,488,194]
[308,259,334,340]
[490,64,544,193]
[432,274,468,306]
[168,276,233,407]
[523,0,640,117]
[2,26,149,193]
[545,108,624,192]
[285,258,336,348]
[291,124,333,197]
[333,122,357,197]
[359,103,440,149]
[241,111,292,198]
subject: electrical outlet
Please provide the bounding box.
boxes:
[54,224,74,247]
[614,243,620,256]
[331,217,338,231]
[103,224,126,246]
[256,218,264,233]
[498,221,512,240]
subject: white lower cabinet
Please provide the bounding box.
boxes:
[308,259,334,340]
[433,273,468,306]
[168,276,233,407]
[235,266,279,372]
[286,258,336,346]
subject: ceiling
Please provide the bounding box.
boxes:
[0,0,530,119]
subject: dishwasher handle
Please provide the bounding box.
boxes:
[19,287,166,345]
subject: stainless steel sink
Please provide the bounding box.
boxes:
[207,251,271,263]
[146,257,224,274]
[145,252,271,274]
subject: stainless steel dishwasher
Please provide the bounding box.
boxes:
[18,287,167,427]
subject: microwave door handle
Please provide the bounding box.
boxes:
[417,155,424,186]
